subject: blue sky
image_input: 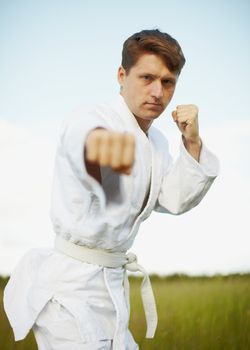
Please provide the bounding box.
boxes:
[0,0,250,275]
[1,0,249,125]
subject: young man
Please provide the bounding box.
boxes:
[4,29,219,350]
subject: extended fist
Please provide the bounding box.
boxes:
[85,129,135,175]
[172,104,200,144]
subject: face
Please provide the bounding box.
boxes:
[118,53,178,132]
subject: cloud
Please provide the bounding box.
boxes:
[0,119,56,274]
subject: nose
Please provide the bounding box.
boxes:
[150,80,163,99]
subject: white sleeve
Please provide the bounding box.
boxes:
[59,109,110,205]
[154,137,219,215]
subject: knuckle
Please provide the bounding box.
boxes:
[112,132,122,142]
[101,131,110,142]
[86,132,96,145]
[94,128,105,138]
[189,104,198,112]
[125,133,135,146]
[87,130,103,146]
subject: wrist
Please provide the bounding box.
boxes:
[183,135,201,147]
[182,136,202,162]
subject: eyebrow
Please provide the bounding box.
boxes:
[139,73,177,83]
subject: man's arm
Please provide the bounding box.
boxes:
[154,104,219,215]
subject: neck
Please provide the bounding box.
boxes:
[133,115,152,134]
[119,92,152,134]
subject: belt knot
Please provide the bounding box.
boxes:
[125,252,138,272]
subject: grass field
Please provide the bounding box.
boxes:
[1,274,250,350]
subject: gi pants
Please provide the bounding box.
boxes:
[32,297,139,350]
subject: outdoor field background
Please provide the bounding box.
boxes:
[1,2,250,350]
[1,274,250,350]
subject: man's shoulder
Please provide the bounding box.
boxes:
[73,95,124,119]
[58,95,124,137]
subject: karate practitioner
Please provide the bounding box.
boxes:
[4,29,219,349]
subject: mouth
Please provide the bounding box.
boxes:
[144,102,163,109]
[145,102,162,106]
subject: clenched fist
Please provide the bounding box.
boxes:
[172,104,202,161]
[85,129,135,175]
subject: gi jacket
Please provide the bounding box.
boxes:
[4,95,219,346]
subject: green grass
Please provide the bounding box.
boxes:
[129,275,250,350]
[0,279,37,350]
[1,275,250,349]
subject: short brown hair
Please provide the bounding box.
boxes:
[121,29,185,75]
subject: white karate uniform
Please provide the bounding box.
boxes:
[4,94,219,349]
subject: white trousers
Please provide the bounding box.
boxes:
[33,298,139,350]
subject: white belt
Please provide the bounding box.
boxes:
[54,235,158,338]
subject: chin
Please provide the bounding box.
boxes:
[146,111,162,119]
[134,108,162,121]
[145,106,163,117]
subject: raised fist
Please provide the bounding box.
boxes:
[172,104,200,143]
[172,104,201,161]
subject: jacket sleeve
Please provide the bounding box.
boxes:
[154,137,219,215]
[58,107,111,208]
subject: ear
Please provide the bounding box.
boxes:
[117,66,126,85]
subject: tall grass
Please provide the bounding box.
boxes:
[1,275,250,349]
[129,275,250,350]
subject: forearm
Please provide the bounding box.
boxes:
[183,136,202,162]
[155,140,219,215]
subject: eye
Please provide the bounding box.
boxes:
[162,79,174,86]
[142,75,153,82]
[163,79,170,85]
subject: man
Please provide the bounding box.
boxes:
[4,29,219,350]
